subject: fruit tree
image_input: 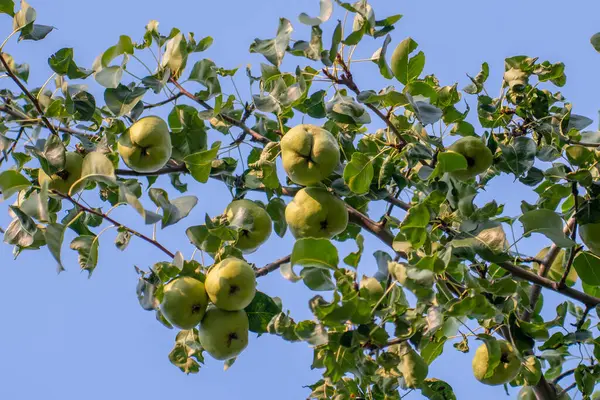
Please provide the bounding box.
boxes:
[2,0,600,399]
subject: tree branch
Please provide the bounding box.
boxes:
[169,78,270,144]
[0,127,24,164]
[54,192,175,259]
[574,304,592,331]
[0,53,59,137]
[556,382,576,398]
[34,125,599,310]
[255,255,291,277]
[499,260,600,307]
[323,55,406,147]
[0,104,97,140]
[552,368,576,384]
[143,93,184,109]
[522,217,576,321]
[558,245,582,289]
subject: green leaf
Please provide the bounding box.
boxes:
[94,66,122,89]
[406,93,442,125]
[521,355,542,386]
[575,365,595,396]
[115,229,131,251]
[325,20,342,65]
[0,0,14,16]
[300,268,335,291]
[148,188,198,229]
[43,134,66,171]
[168,329,204,374]
[343,234,364,268]
[573,251,600,286]
[70,152,117,195]
[186,225,221,255]
[371,34,393,79]
[70,235,99,276]
[187,59,221,100]
[6,205,37,245]
[464,63,490,94]
[244,291,281,334]
[68,91,96,121]
[390,37,418,84]
[0,170,30,199]
[422,378,456,400]
[298,0,332,26]
[19,24,53,41]
[591,33,600,53]
[407,51,425,82]
[184,142,221,183]
[0,53,29,82]
[191,36,213,52]
[43,223,67,272]
[48,48,93,80]
[498,137,536,178]
[294,321,328,345]
[343,152,374,195]
[168,104,208,160]
[104,84,147,117]
[326,92,371,125]
[100,35,133,67]
[266,198,287,237]
[118,184,162,225]
[249,18,293,67]
[401,203,430,230]
[519,209,576,248]
[376,14,403,27]
[92,35,133,88]
[291,238,339,270]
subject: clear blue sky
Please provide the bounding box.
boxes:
[0,0,599,399]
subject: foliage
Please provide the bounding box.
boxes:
[2,0,600,398]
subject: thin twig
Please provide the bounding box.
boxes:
[143,93,184,109]
[0,105,97,140]
[574,304,592,331]
[522,217,576,321]
[170,78,270,144]
[323,55,406,147]
[0,126,24,164]
[558,246,582,289]
[552,368,576,384]
[556,382,576,398]
[54,191,175,259]
[0,53,59,137]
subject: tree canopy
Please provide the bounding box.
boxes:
[2,0,600,398]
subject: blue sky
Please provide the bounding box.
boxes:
[1,0,599,399]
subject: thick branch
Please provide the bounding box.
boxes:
[255,255,291,277]
[499,261,600,307]
[169,78,270,144]
[0,53,59,137]
[54,192,175,259]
